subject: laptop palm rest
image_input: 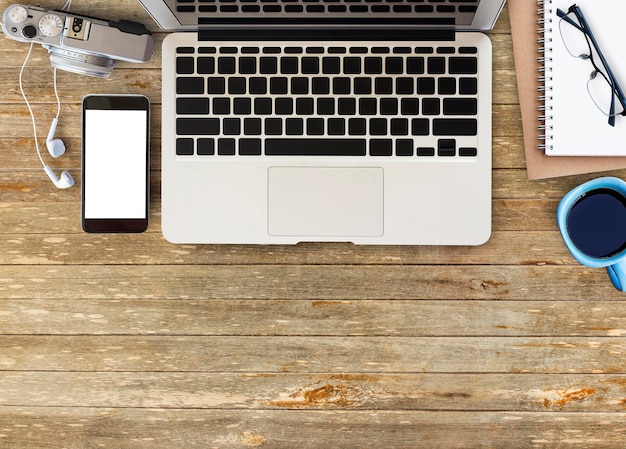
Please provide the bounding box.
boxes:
[268,166,384,238]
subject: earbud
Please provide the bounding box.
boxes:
[44,165,74,189]
[46,117,66,158]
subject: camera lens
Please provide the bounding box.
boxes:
[22,25,37,39]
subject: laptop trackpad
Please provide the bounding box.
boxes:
[268,167,384,237]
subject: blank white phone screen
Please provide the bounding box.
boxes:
[84,109,148,219]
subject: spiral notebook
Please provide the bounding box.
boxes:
[539,0,626,156]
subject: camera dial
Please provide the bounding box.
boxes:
[39,14,63,37]
[8,5,27,23]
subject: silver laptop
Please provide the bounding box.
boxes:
[139,0,504,245]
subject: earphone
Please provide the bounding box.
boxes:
[46,117,66,158]
[19,42,74,189]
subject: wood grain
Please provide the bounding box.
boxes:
[2,1,626,448]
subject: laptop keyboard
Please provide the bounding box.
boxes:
[174,0,480,15]
[174,43,480,158]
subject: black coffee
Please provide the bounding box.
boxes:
[566,188,626,258]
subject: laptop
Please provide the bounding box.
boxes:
[139,0,505,245]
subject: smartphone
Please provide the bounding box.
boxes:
[81,95,150,233]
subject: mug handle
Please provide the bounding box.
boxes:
[607,260,626,292]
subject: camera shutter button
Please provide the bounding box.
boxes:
[22,25,38,39]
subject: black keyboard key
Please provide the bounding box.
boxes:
[375,78,393,95]
[291,77,309,95]
[223,118,241,135]
[275,98,293,115]
[197,57,215,74]
[417,147,436,157]
[244,118,262,135]
[449,57,478,74]
[370,118,387,136]
[380,98,398,115]
[254,98,272,115]
[286,118,304,135]
[327,118,346,135]
[333,77,351,94]
[422,98,440,115]
[396,78,414,95]
[177,118,219,135]
[234,98,252,115]
[218,57,236,74]
[323,57,341,74]
[385,57,403,74]
[443,98,478,115]
[433,118,478,136]
[228,77,247,94]
[417,77,436,95]
[365,57,383,74]
[317,98,335,115]
[177,98,209,115]
[370,139,393,156]
[296,98,314,115]
[197,138,215,155]
[438,77,456,95]
[239,139,262,155]
[349,118,366,136]
[249,77,267,95]
[344,57,362,74]
[411,119,429,135]
[265,139,366,156]
[239,57,256,74]
[281,57,299,74]
[265,118,282,135]
[270,77,288,94]
[307,118,325,135]
[391,118,409,135]
[359,98,377,115]
[459,147,478,157]
[176,138,194,155]
[459,77,478,95]
[218,138,236,155]
[177,57,194,74]
[438,138,456,156]
[401,98,419,115]
[207,77,226,94]
[407,57,425,74]
[177,77,204,94]
[312,77,330,95]
[338,98,356,115]
[396,139,414,156]
[427,57,446,74]
[302,57,320,74]
[260,57,278,74]
[213,98,230,115]
[354,78,372,95]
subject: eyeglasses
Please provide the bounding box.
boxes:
[557,4,626,127]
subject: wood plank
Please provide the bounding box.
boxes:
[1,408,625,449]
[1,265,622,300]
[1,299,626,337]
[0,199,562,233]
[1,372,624,412]
[1,335,624,373]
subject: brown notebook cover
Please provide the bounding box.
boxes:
[508,0,626,179]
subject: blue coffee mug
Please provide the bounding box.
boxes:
[557,177,626,292]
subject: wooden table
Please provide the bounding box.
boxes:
[2,1,626,447]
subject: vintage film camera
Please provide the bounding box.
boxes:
[1,4,154,77]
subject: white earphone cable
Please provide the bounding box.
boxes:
[18,42,46,168]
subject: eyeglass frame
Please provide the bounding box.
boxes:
[556,4,626,127]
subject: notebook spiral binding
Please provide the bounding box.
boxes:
[536,0,553,150]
